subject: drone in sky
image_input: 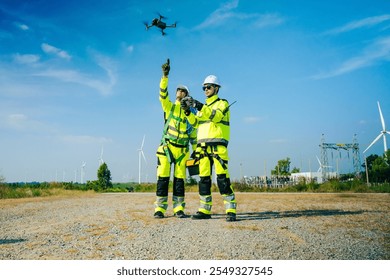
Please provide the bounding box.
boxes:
[144,13,177,36]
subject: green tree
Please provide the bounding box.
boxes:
[97,163,113,190]
[366,152,390,183]
[0,169,5,185]
[271,157,291,176]
[291,167,300,173]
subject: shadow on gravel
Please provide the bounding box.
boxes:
[212,209,366,221]
[0,238,27,245]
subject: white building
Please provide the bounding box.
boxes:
[290,172,337,184]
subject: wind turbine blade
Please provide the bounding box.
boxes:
[141,135,145,149]
[377,101,386,131]
[141,151,147,164]
[363,133,382,153]
[384,134,388,152]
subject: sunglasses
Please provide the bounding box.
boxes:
[202,85,214,91]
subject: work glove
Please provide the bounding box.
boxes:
[180,97,191,114]
[162,58,170,77]
[190,151,196,159]
[181,96,194,107]
[193,99,203,111]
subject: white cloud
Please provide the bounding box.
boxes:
[5,113,45,131]
[194,0,283,30]
[312,36,390,79]
[33,53,117,96]
[94,53,117,93]
[126,45,134,53]
[33,69,114,96]
[41,43,71,60]
[16,23,29,31]
[13,53,40,64]
[325,14,390,35]
[253,13,285,29]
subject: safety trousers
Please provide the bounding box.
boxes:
[196,145,237,215]
[155,144,189,214]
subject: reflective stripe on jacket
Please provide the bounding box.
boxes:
[160,77,197,147]
[187,94,230,147]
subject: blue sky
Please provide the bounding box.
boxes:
[1,0,389,183]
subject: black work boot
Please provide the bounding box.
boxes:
[191,211,211,220]
[174,210,187,218]
[226,212,236,222]
[154,211,164,219]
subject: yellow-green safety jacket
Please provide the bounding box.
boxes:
[187,94,230,147]
[160,77,197,149]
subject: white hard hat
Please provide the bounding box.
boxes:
[177,84,189,95]
[203,75,221,87]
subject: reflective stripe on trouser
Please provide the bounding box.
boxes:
[173,195,185,213]
[197,145,236,214]
[198,195,212,214]
[223,193,236,214]
[154,196,168,213]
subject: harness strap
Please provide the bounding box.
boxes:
[197,145,228,170]
[161,104,194,165]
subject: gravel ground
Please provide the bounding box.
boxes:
[0,192,389,260]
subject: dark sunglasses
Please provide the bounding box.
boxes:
[202,85,214,91]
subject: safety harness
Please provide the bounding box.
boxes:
[160,104,193,165]
[195,144,228,170]
[193,98,236,170]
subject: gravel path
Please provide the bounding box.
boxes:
[0,192,389,260]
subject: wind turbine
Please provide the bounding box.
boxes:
[364,101,390,154]
[316,156,331,173]
[81,161,86,184]
[138,135,147,184]
[99,145,104,166]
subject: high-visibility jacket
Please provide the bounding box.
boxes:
[187,94,230,147]
[159,77,197,148]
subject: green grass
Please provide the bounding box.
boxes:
[1,179,389,200]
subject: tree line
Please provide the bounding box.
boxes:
[270,150,390,183]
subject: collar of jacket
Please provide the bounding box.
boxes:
[205,94,219,106]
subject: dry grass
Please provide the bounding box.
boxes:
[1,191,389,260]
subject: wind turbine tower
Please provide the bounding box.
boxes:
[99,145,104,166]
[81,162,86,184]
[138,135,147,184]
[363,101,390,154]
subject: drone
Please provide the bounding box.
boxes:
[144,13,177,36]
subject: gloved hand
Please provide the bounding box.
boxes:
[182,96,194,107]
[190,151,196,159]
[180,97,191,113]
[162,58,170,77]
[193,99,203,111]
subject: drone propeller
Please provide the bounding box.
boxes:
[143,21,149,29]
[157,12,167,20]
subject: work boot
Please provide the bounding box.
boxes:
[226,212,236,222]
[174,210,187,218]
[154,211,164,219]
[191,211,211,220]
